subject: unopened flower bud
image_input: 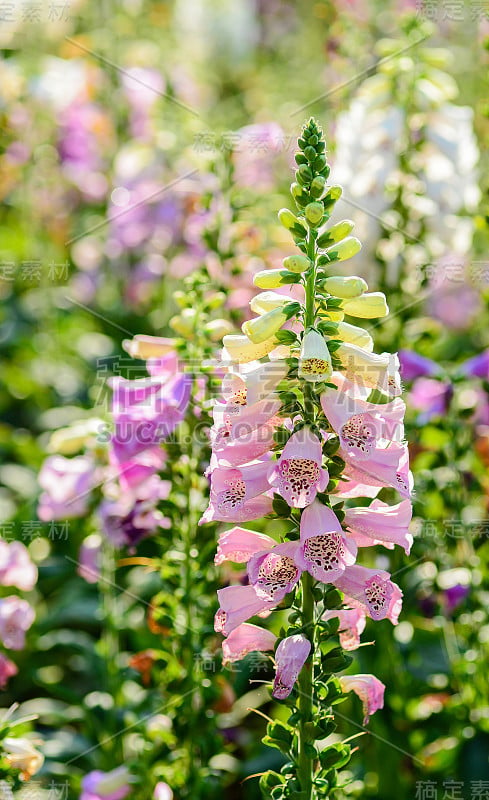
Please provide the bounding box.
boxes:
[317,219,355,248]
[169,308,197,336]
[304,202,324,226]
[323,185,343,205]
[342,292,389,319]
[290,182,309,207]
[322,237,362,263]
[250,291,290,315]
[337,321,374,351]
[322,275,368,298]
[253,269,301,289]
[297,164,313,186]
[223,334,279,364]
[278,208,299,230]
[204,319,235,341]
[282,254,311,273]
[123,334,176,359]
[242,304,298,344]
[310,175,327,199]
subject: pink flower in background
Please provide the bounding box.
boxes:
[295,500,357,583]
[233,122,286,190]
[0,541,37,591]
[272,634,311,699]
[222,623,277,664]
[323,607,366,651]
[38,454,96,521]
[0,653,18,688]
[78,536,102,584]
[200,460,273,523]
[334,565,403,623]
[154,784,173,800]
[344,498,413,554]
[339,674,385,725]
[269,429,329,508]
[0,597,35,650]
[215,585,274,636]
[409,378,453,423]
[81,766,132,800]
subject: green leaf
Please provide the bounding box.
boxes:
[318,743,351,770]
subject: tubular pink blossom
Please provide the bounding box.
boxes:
[339,674,385,724]
[222,623,277,664]
[321,387,405,461]
[323,607,366,651]
[200,461,273,524]
[211,418,281,467]
[215,527,276,565]
[334,565,403,623]
[0,597,35,650]
[335,442,412,499]
[344,498,413,554]
[215,585,275,636]
[269,428,329,508]
[247,541,301,602]
[295,500,357,583]
[272,634,311,699]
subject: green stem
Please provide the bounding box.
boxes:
[297,225,318,798]
[297,571,315,798]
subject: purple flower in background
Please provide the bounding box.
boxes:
[38,455,96,521]
[99,476,170,548]
[409,378,453,423]
[78,536,102,584]
[0,541,37,591]
[427,255,481,331]
[58,102,110,201]
[110,372,191,463]
[121,67,165,140]
[0,597,35,650]
[81,767,132,800]
[443,583,470,614]
[460,350,489,380]
[398,350,440,381]
[272,634,311,699]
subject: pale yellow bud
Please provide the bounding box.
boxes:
[48,418,105,455]
[204,319,235,341]
[122,335,177,359]
[253,269,301,289]
[242,307,290,344]
[322,275,368,299]
[250,292,291,315]
[222,334,279,364]
[342,292,389,319]
[336,321,374,352]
